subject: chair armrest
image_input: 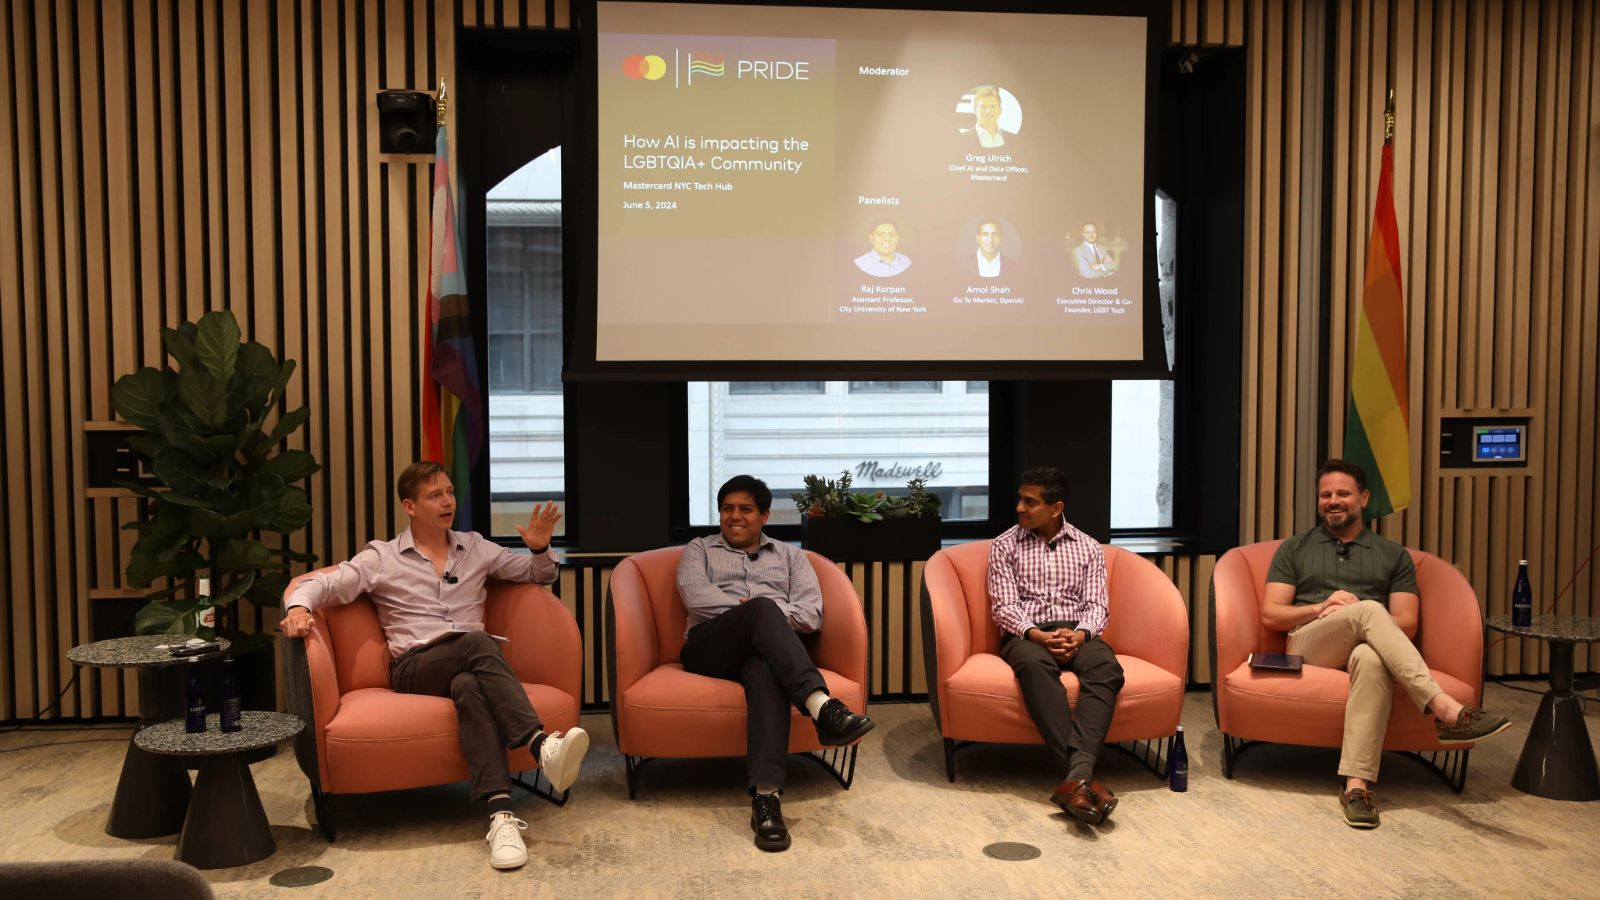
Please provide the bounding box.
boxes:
[490,581,582,701]
[1211,548,1262,680]
[1415,555,1484,694]
[810,555,868,688]
[277,635,318,788]
[1100,548,1188,680]
[606,558,661,699]
[300,616,341,789]
[922,550,975,694]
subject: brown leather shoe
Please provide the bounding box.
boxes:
[1049,779,1103,825]
[1086,780,1118,822]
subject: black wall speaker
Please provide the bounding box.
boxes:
[376,90,436,154]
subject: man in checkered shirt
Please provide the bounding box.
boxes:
[987,466,1125,825]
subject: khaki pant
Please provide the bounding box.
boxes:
[1287,600,1443,782]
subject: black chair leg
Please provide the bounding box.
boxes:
[944,738,957,783]
[312,788,336,843]
[625,754,640,800]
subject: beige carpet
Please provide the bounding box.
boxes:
[1,683,1596,898]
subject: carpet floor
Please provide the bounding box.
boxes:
[1,683,1596,898]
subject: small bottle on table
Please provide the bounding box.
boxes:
[184,657,207,734]
[1511,560,1533,628]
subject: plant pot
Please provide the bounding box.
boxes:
[800,515,941,563]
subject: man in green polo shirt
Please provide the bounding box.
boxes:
[1263,459,1511,828]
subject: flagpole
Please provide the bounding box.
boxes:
[437,78,448,128]
[1384,88,1394,144]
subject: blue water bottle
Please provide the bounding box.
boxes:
[1169,724,1188,792]
[219,655,242,733]
[184,657,207,733]
[1511,560,1533,627]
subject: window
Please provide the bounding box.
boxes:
[1110,380,1174,529]
[487,230,562,394]
[1110,190,1179,530]
[687,381,989,526]
[727,382,825,394]
[848,381,941,393]
[487,148,566,539]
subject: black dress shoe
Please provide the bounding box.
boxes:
[751,793,791,852]
[813,698,875,746]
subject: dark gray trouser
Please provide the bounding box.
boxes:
[999,620,1125,781]
[390,630,543,801]
[679,596,828,792]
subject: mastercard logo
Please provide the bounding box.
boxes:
[622,54,668,81]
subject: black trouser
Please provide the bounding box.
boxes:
[679,597,828,791]
[390,630,543,801]
[999,620,1125,781]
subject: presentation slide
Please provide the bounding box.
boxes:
[596,2,1148,362]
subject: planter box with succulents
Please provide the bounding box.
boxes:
[792,472,942,563]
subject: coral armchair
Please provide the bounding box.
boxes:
[606,546,869,798]
[921,540,1189,781]
[280,570,583,839]
[1210,541,1484,791]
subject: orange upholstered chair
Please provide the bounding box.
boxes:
[280,571,583,840]
[921,540,1189,781]
[605,546,869,798]
[1211,541,1483,791]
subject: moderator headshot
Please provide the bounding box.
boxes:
[962,84,1021,148]
[854,218,912,277]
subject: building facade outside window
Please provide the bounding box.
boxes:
[687,381,990,526]
[487,148,566,539]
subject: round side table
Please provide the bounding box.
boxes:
[1485,614,1600,801]
[67,635,228,838]
[135,710,304,869]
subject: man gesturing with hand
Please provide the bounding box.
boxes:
[280,461,588,870]
[988,467,1125,826]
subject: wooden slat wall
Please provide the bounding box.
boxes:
[2,0,1595,722]
[0,0,570,723]
[1217,0,1600,675]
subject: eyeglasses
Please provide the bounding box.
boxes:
[1336,543,1350,560]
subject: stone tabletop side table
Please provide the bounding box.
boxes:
[66,635,229,838]
[135,710,304,869]
[1485,614,1600,801]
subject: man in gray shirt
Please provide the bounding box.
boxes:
[676,475,875,852]
[1264,458,1510,829]
[280,461,588,870]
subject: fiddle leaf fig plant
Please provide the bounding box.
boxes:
[110,310,319,640]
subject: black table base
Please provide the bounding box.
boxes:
[1511,642,1600,801]
[176,753,275,869]
[107,667,191,838]
[108,739,193,838]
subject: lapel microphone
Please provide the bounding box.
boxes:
[443,571,459,584]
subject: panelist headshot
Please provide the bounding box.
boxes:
[960,85,1021,148]
[854,218,912,277]
[1072,222,1118,279]
[975,218,1004,278]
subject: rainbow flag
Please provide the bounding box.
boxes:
[423,124,484,528]
[1344,135,1410,519]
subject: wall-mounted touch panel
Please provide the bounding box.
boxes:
[1439,413,1532,472]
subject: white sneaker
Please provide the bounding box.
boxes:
[486,812,529,870]
[537,727,589,792]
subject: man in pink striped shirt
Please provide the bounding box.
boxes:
[987,466,1125,825]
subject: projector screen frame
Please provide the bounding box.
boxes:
[569,0,1171,382]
